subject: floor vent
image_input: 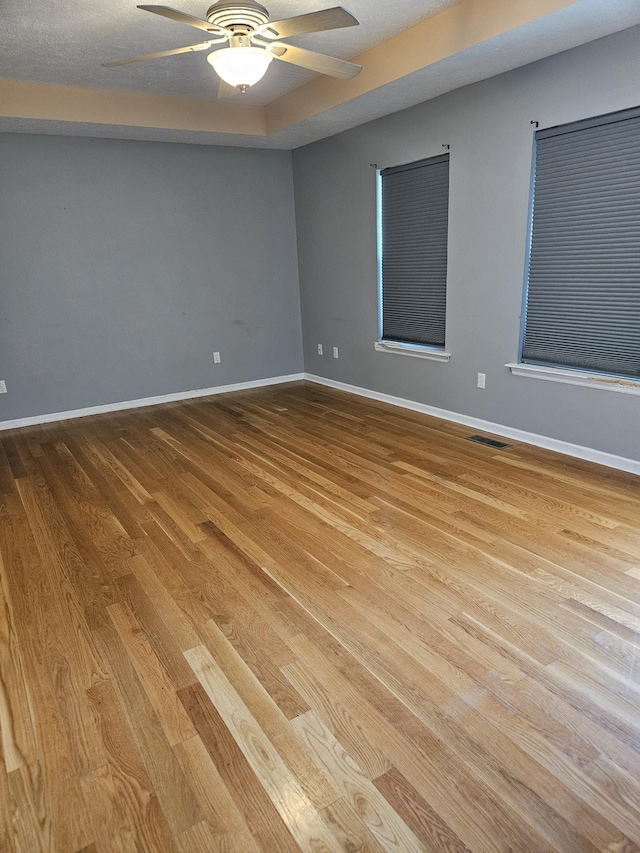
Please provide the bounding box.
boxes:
[466,434,511,449]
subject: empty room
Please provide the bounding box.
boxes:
[1,0,640,850]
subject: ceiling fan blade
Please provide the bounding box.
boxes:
[216,79,241,99]
[137,5,227,35]
[255,7,358,40]
[103,40,214,67]
[267,42,361,79]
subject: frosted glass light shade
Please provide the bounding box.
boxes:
[207,47,272,89]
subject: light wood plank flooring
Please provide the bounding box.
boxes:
[1,381,639,852]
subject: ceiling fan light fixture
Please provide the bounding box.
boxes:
[207,45,272,90]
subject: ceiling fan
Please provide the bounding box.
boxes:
[103,2,362,96]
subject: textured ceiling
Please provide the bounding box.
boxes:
[1,0,640,148]
[0,0,458,105]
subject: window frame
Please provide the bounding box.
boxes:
[375,154,451,363]
[511,105,640,390]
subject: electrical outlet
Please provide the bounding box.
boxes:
[213,352,221,364]
[317,344,323,355]
[0,380,6,394]
[477,372,486,389]
[332,346,339,359]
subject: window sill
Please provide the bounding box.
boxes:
[506,362,640,396]
[375,341,451,362]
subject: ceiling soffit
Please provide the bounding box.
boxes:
[1,0,639,148]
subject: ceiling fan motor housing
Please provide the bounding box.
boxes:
[206,0,269,33]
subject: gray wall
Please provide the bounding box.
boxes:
[293,25,640,462]
[2,26,640,463]
[0,134,303,421]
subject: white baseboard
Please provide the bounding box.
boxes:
[304,373,640,477]
[0,373,304,432]
[2,370,638,477]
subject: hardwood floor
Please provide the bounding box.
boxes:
[0,381,639,852]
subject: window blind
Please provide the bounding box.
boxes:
[523,106,640,378]
[381,153,449,347]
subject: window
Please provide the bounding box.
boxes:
[521,106,640,379]
[378,153,450,356]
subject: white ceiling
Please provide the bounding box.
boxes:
[1,0,640,148]
[0,0,459,104]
